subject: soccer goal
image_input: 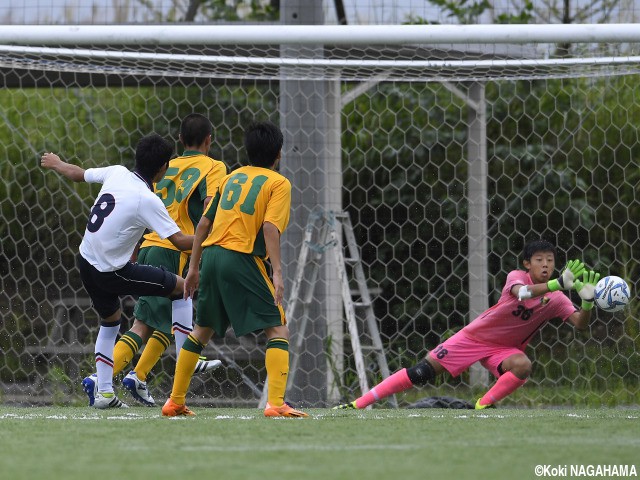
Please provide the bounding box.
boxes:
[0,23,638,407]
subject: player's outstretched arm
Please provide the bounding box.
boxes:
[167,232,194,252]
[41,152,86,182]
[547,259,586,291]
[513,259,587,300]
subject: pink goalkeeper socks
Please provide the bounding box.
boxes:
[355,368,414,409]
[479,371,527,406]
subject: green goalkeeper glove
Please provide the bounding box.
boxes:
[574,270,601,311]
[547,259,586,292]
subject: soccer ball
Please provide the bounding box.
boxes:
[594,275,631,312]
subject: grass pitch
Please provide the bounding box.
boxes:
[0,406,638,480]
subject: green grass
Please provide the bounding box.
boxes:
[0,406,638,480]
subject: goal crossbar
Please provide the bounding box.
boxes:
[1,24,640,46]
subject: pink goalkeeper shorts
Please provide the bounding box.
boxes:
[428,330,524,378]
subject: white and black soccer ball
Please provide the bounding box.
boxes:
[594,275,631,313]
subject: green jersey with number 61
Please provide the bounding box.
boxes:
[202,166,291,258]
[142,152,227,252]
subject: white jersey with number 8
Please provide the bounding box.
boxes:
[79,165,179,272]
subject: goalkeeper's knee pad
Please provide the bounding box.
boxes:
[406,360,436,386]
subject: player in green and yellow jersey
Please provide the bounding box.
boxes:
[82,114,226,407]
[162,120,308,418]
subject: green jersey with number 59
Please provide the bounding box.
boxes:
[142,152,227,252]
[202,166,291,258]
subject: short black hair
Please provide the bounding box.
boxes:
[180,113,212,148]
[244,121,283,168]
[522,239,556,261]
[134,133,174,179]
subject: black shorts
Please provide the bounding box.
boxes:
[77,253,177,319]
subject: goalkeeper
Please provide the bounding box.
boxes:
[334,239,600,410]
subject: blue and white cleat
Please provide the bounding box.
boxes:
[81,373,98,407]
[122,371,155,407]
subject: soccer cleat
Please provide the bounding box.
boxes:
[474,398,496,410]
[162,398,195,417]
[93,392,129,409]
[194,357,223,374]
[122,371,155,407]
[264,401,309,418]
[81,373,98,406]
[332,401,358,410]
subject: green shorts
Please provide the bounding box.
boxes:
[133,246,189,335]
[196,245,285,337]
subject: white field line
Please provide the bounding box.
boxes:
[0,411,636,421]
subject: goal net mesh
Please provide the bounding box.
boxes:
[0,35,638,407]
[2,41,640,82]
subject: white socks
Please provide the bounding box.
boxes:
[172,297,193,358]
[94,323,120,393]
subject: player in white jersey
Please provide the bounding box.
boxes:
[41,134,194,409]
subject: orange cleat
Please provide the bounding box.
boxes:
[162,398,195,417]
[264,401,309,418]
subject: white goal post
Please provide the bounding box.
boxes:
[1,23,640,44]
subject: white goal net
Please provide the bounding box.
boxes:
[0,25,638,407]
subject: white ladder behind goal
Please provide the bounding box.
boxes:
[259,209,396,408]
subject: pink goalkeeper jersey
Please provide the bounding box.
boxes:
[462,270,577,349]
